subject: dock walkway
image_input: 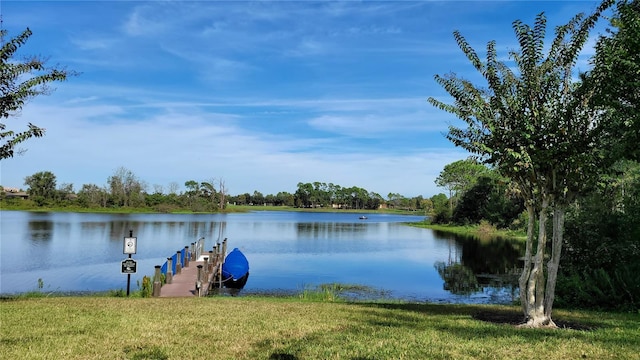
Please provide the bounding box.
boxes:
[153,239,227,298]
[158,259,208,297]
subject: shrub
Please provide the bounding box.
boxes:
[140,276,152,298]
[556,264,640,311]
[558,166,640,311]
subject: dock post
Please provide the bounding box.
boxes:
[184,246,190,267]
[196,264,204,297]
[152,265,162,297]
[217,241,224,289]
[222,238,228,257]
[218,261,223,288]
[197,237,205,259]
[190,242,196,261]
[166,257,173,284]
[175,251,182,274]
[203,257,209,277]
[208,251,215,273]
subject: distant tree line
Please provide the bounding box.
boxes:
[1,166,433,213]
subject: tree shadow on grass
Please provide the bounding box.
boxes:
[269,353,298,360]
[352,302,597,331]
[472,308,596,331]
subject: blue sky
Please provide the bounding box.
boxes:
[1,1,609,198]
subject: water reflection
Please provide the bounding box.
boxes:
[435,262,481,295]
[0,211,523,303]
[28,221,54,242]
[432,230,522,303]
[297,222,368,237]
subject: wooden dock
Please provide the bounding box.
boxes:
[158,259,207,297]
[152,239,227,298]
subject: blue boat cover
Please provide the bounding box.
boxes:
[222,248,249,280]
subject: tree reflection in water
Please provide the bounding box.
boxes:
[435,261,481,295]
[433,230,523,301]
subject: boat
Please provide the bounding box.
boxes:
[359,216,368,220]
[219,248,249,289]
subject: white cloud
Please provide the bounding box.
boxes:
[1,97,464,198]
[2,0,605,200]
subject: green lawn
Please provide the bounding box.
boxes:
[1,296,638,359]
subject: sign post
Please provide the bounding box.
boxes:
[122,230,137,296]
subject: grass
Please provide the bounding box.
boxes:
[1,296,638,360]
[298,283,390,302]
[410,221,527,241]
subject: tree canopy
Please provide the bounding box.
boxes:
[24,170,56,203]
[435,158,489,210]
[586,0,640,161]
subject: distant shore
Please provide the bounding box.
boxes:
[0,203,425,216]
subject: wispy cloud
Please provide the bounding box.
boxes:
[1,0,608,198]
[70,36,115,51]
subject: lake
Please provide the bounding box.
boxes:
[0,210,523,303]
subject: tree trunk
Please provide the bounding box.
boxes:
[518,203,535,317]
[520,196,556,327]
[219,180,226,210]
[544,206,565,323]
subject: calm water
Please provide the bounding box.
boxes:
[0,210,523,303]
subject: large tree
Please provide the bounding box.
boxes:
[453,174,524,229]
[435,159,489,211]
[24,170,56,202]
[108,167,145,207]
[428,1,612,327]
[1,28,73,160]
[77,183,108,208]
[200,179,219,210]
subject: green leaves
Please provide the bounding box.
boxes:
[0,28,74,160]
[587,0,640,162]
[0,123,46,159]
[429,1,616,208]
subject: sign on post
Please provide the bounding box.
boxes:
[123,237,137,254]
[121,258,137,274]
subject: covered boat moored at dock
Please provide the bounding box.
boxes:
[212,247,249,289]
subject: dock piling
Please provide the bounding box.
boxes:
[222,238,227,257]
[184,246,190,267]
[152,265,162,297]
[166,257,173,284]
[175,251,182,274]
[196,265,204,297]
